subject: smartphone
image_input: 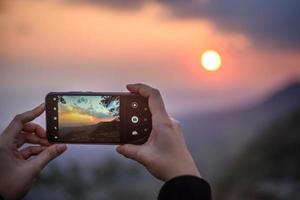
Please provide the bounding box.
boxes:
[45,92,152,144]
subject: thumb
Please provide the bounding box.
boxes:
[31,144,67,171]
[116,144,141,161]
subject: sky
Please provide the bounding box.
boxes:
[1,0,300,132]
[58,96,119,127]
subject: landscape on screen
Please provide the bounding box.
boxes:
[58,95,120,142]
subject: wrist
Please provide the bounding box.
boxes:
[165,166,200,181]
[0,184,22,200]
[0,190,11,200]
[164,153,200,181]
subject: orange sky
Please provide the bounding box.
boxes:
[59,111,115,127]
[0,0,300,123]
[57,96,118,127]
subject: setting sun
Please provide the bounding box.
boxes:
[201,50,222,72]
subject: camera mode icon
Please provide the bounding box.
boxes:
[131,116,139,123]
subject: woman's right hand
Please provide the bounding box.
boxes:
[116,83,200,182]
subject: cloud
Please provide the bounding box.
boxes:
[159,0,300,50]
[0,0,7,13]
[67,0,149,11]
[68,0,300,50]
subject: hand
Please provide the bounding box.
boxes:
[0,104,67,200]
[116,84,200,181]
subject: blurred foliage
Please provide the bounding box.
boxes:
[28,158,161,200]
[27,105,300,200]
[216,106,300,200]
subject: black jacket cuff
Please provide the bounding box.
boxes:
[158,175,211,200]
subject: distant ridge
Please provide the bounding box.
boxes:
[217,98,300,200]
[60,119,120,142]
[179,80,300,182]
[262,80,300,107]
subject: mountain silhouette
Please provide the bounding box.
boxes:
[217,101,300,200]
[179,81,300,182]
[60,119,120,143]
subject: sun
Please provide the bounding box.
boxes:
[201,50,222,72]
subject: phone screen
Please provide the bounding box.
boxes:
[57,95,121,143]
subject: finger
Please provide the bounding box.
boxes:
[127,84,168,117]
[20,146,43,159]
[30,144,67,171]
[116,144,141,161]
[23,122,47,138]
[16,131,51,148]
[5,103,45,137]
[22,132,51,147]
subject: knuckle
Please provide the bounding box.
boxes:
[47,149,56,158]
[160,118,173,129]
[0,146,6,154]
[23,151,29,158]
[157,117,182,131]
[14,114,23,122]
[28,148,34,154]
[136,151,146,163]
[34,163,43,173]
[151,88,161,97]
[173,120,182,130]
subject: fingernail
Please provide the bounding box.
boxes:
[38,103,45,109]
[116,145,123,153]
[56,144,67,153]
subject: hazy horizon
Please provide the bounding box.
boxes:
[1,0,300,165]
[1,1,300,125]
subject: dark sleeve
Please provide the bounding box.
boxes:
[158,175,211,200]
